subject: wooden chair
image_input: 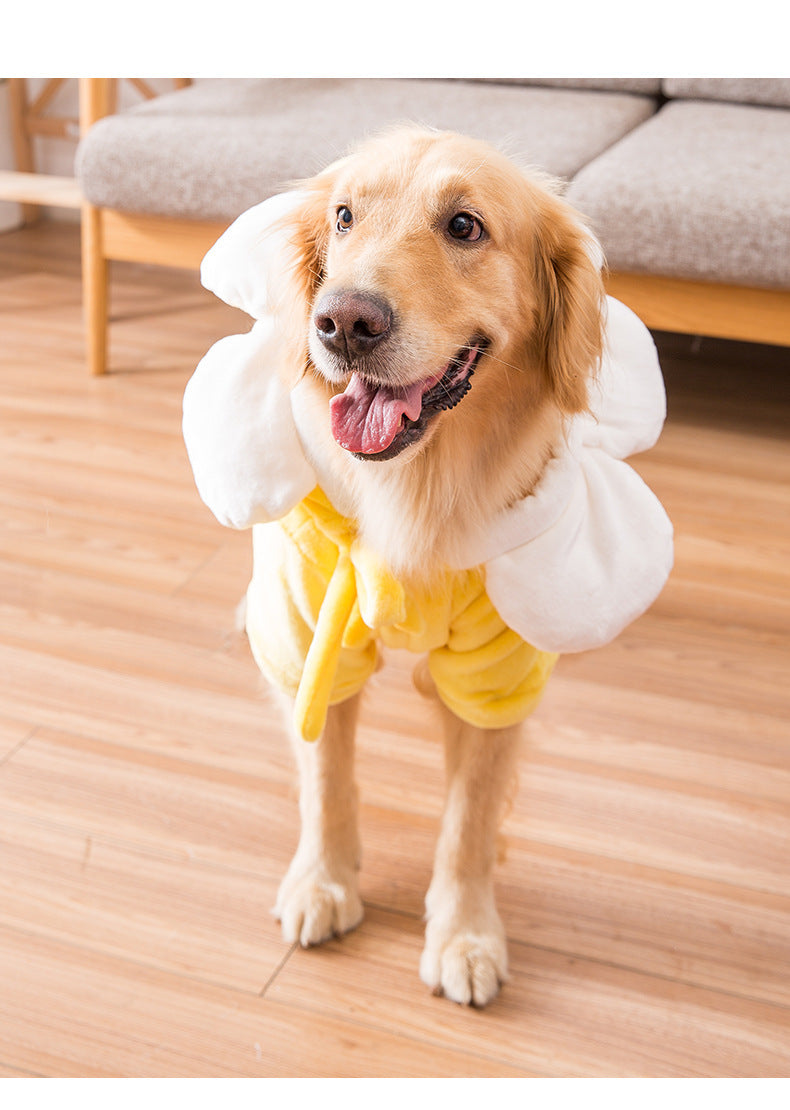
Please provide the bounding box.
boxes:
[75,79,223,376]
[0,79,217,375]
[78,79,227,375]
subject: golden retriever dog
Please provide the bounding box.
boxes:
[259,126,605,1007]
[188,123,675,1010]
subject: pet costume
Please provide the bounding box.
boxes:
[183,192,674,741]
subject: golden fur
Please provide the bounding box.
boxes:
[267,127,606,1006]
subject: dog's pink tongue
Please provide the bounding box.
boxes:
[330,373,426,454]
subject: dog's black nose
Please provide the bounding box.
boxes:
[314,290,392,360]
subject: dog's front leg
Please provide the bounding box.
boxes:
[274,691,364,947]
[420,707,520,1007]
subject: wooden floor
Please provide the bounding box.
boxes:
[0,222,788,1078]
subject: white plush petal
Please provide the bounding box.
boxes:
[182,318,316,529]
[484,447,674,653]
[200,189,308,319]
[454,297,672,651]
[579,296,667,459]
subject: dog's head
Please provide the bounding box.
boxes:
[275,126,605,464]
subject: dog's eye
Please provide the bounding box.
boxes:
[336,206,354,233]
[447,212,484,242]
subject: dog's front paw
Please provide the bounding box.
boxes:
[420,891,508,1007]
[274,862,364,948]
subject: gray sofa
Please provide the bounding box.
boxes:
[75,78,790,373]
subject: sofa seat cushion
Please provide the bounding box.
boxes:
[567,99,790,289]
[76,77,658,222]
[663,78,790,108]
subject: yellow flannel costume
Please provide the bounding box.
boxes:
[245,489,558,741]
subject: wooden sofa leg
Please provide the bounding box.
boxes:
[81,202,108,375]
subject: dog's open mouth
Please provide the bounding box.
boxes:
[329,339,488,461]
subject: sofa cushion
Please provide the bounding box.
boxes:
[76,77,658,222]
[663,78,790,108]
[567,99,790,288]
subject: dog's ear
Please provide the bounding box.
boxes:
[270,167,341,372]
[277,187,330,316]
[530,193,606,414]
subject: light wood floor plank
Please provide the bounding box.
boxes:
[0,926,525,1078]
[0,641,291,779]
[0,810,287,994]
[0,716,34,763]
[0,556,258,700]
[0,727,298,875]
[268,905,790,1078]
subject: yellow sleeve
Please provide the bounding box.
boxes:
[428,571,558,729]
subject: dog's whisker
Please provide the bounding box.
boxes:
[479,351,526,376]
[453,344,526,377]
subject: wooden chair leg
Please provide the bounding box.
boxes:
[78,81,114,375]
[81,203,108,375]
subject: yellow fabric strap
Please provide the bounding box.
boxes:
[291,489,408,741]
[292,549,357,742]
